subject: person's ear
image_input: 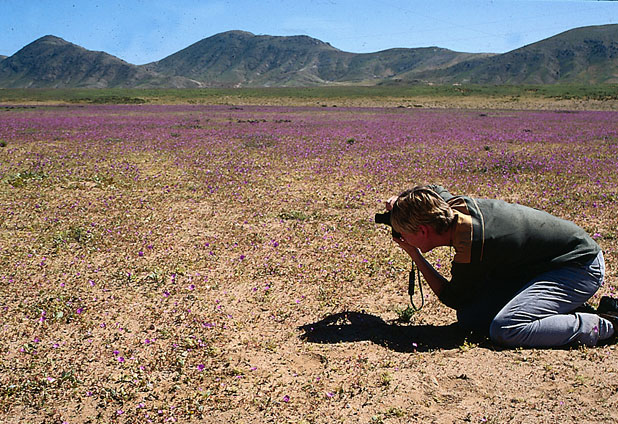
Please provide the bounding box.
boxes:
[418,224,429,238]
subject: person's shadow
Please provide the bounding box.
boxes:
[299,311,486,352]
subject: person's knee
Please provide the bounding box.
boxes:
[488,319,504,344]
[489,316,521,346]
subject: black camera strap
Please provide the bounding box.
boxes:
[374,210,425,311]
[408,264,424,311]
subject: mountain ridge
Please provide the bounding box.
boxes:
[411,24,618,84]
[0,35,200,88]
[0,25,616,88]
[144,30,488,87]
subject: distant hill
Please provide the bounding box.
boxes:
[412,24,618,84]
[144,30,485,87]
[0,35,200,88]
[0,25,616,88]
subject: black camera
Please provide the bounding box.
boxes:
[374,211,401,239]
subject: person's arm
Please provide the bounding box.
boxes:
[426,184,455,201]
[393,237,448,298]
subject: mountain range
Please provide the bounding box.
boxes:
[0,24,616,88]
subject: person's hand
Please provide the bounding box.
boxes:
[385,196,398,211]
[393,235,422,260]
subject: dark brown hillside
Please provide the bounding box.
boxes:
[0,35,200,88]
[414,24,618,84]
[143,31,488,87]
[145,31,350,86]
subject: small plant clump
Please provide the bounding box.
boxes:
[395,305,416,323]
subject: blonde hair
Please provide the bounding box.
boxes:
[391,186,455,235]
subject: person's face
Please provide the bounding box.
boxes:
[400,226,431,253]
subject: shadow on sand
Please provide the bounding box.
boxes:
[298,311,487,352]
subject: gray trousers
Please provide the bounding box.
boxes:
[458,251,610,347]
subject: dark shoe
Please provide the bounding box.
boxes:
[598,296,618,314]
[573,302,597,314]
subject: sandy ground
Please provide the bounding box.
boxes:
[0,99,617,424]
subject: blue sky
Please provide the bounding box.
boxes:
[1,0,617,64]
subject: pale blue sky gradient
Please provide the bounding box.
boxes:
[1,0,617,64]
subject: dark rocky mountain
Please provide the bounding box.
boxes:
[0,25,616,88]
[144,30,486,86]
[411,24,618,84]
[0,35,200,88]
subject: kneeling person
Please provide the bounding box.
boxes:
[386,185,612,348]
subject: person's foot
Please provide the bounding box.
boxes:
[598,296,618,314]
[574,302,597,314]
